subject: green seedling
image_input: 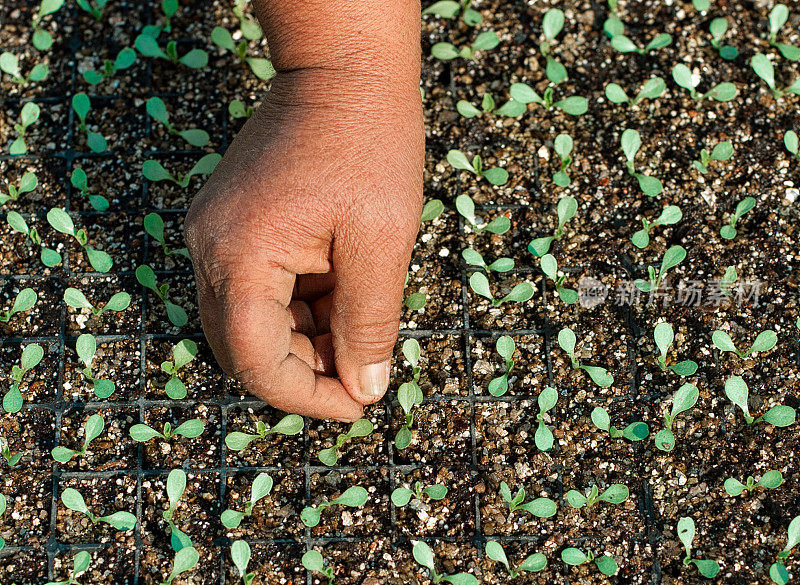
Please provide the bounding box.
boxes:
[142,153,222,188]
[462,249,514,273]
[391,481,447,507]
[221,472,273,528]
[557,328,614,388]
[163,468,193,552]
[605,77,667,107]
[507,82,588,116]
[603,2,624,39]
[51,414,104,463]
[634,245,686,293]
[678,517,721,578]
[487,335,516,396]
[1,171,37,205]
[229,99,254,119]
[768,5,799,61]
[301,486,369,527]
[694,141,733,174]
[232,0,263,39]
[541,254,578,304]
[535,386,558,451]
[591,406,649,441]
[655,383,699,452]
[751,53,800,99]
[709,18,738,60]
[72,93,107,153]
[413,540,478,584]
[538,9,567,84]
[672,64,737,101]
[421,198,444,222]
[31,0,65,51]
[561,547,618,576]
[160,547,199,585]
[456,92,525,118]
[469,272,534,307]
[76,0,109,20]
[724,376,796,427]
[552,133,573,186]
[485,540,547,578]
[136,265,188,327]
[70,168,109,211]
[621,128,662,196]
[404,290,426,311]
[396,338,424,450]
[9,102,40,155]
[211,26,275,80]
[786,130,799,161]
[447,150,509,186]
[770,516,800,584]
[654,322,698,376]
[44,550,91,585]
[499,481,558,518]
[146,98,210,147]
[225,413,304,451]
[692,0,710,11]
[83,47,136,84]
[712,329,777,359]
[632,205,682,249]
[61,487,136,531]
[423,0,482,26]
[529,195,577,256]
[159,0,179,32]
[64,287,130,316]
[720,196,756,239]
[160,339,198,399]
[318,418,373,466]
[566,483,629,509]
[3,343,44,414]
[144,213,190,259]
[1,287,38,323]
[0,52,48,85]
[610,30,672,55]
[47,208,113,272]
[0,494,5,551]
[231,540,255,585]
[75,333,115,398]
[1,436,22,466]
[302,550,335,585]
[720,265,738,297]
[431,30,500,61]
[134,28,208,69]
[724,470,783,496]
[455,194,510,233]
[130,418,204,443]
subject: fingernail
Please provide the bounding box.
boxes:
[359,360,390,398]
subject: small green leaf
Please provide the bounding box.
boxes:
[130,424,163,442]
[561,547,588,565]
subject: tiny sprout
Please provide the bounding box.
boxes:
[160,547,199,585]
[768,5,799,62]
[539,9,567,84]
[632,205,682,249]
[47,207,113,272]
[488,335,515,396]
[462,248,514,273]
[31,0,65,51]
[770,516,800,585]
[469,272,534,307]
[605,77,666,107]
[404,291,426,311]
[724,470,783,497]
[508,82,588,116]
[485,540,547,578]
[1,170,37,205]
[71,168,109,211]
[431,30,500,61]
[396,338,424,450]
[300,486,369,528]
[672,64,737,102]
[225,413,304,451]
[229,99,254,119]
[72,93,107,153]
[302,550,335,585]
[211,26,275,80]
[634,245,686,293]
[720,196,756,240]
[423,0,482,26]
[146,98,210,147]
[412,540,478,584]
[786,130,799,161]
[653,322,698,376]
[136,265,188,327]
[144,213,190,259]
[163,469,192,551]
[1,287,38,323]
[591,406,649,441]
[456,92,524,118]
[421,198,444,222]
[561,547,618,576]
[134,28,208,69]
[83,47,136,85]
[231,540,255,585]
[130,418,204,443]
[540,254,578,304]
[318,418,374,466]
[535,386,558,451]
[391,481,447,507]
[552,133,573,186]
[76,0,109,20]
[64,287,130,316]
[0,494,5,551]
[566,483,628,509]
[678,517,721,578]
[751,53,800,99]
[655,383,699,452]
[712,329,777,359]
[43,550,91,585]
[221,472,273,529]
[0,52,49,85]
[1,436,22,467]
[160,0,178,32]
[51,414,105,463]
[528,195,577,256]
[610,30,672,55]
[455,194,510,233]
[60,487,136,531]
[499,481,557,518]
[720,265,738,298]
[709,18,738,60]
[160,339,198,399]
[9,102,40,155]
[142,153,222,188]
[3,343,44,414]
[621,128,662,196]
[724,376,796,427]
[557,328,614,388]
[232,0,263,40]
[693,141,733,174]
[75,333,115,398]
[447,150,508,186]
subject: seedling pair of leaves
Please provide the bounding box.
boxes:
[64,287,130,317]
[770,516,800,585]
[142,153,222,188]
[136,265,188,328]
[592,406,649,441]
[160,339,198,399]
[487,335,516,396]
[146,98,210,147]
[508,82,588,116]
[43,550,91,585]
[634,245,686,293]
[654,322,698,376]
[1,171,37,205]
[144,213,190,259]
[708,18,738,60]
[456,92,525,118]
[423,0,482,26]
[654,383,698,452]
[413,540,478,584]
[225,413,304,451]
[621,129,662,196]
[632,205,681,249]
[462,248,514,273]
[75,333,115,398]
[672,64,738,102]
[719,265,738,298]
[712,329,777,359]
[558,328,614,388]
[486,540,547,578]
[724,470,783,496]
[135,26,209,69]
[71,168,109,211]
[130,418,204,443]
[83,47,136,85]
[500,481,558,518]
[396,338,424,449]
[300,485,368,527]
[231,540,256,585]
[51,413,104,463]
[551,133,573,186]
[0,287,38,323]
[61,487,137,531]
[318,418,373,466]
[302,550,335,585]
[221,472,273,528]
[431,31,500,61]
[47,207,113,272]
[533,386,558,451]
[229,99,254,119]
[678,517,721,578]
[694,141,734,174]
[538,9,568,84]
[232,0,263,40]
[160,547,200,585]
[724,376,796,427]
[562,548,618,575]
[211,26,275,80]
[72,93,107,153]
[391,481,447,507]
[0,52,49,85]
[455,194,510,234]
[3,343,44,414]
[447,150,508,186]
[720,196,755,239]
[76,0,109,21]
[751,53,800,99]
[540,254,578,304]
[605,77,667,107]
[566,483,628,509]
[606,22,672,56]
[31,0,65,51]
[163,468,193,552]
[9,102,40,155]
[768,5,799,62]
[5,211,61,266]
[470,272,534,307]
[1,436,22,467]
[529,195,578,256]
